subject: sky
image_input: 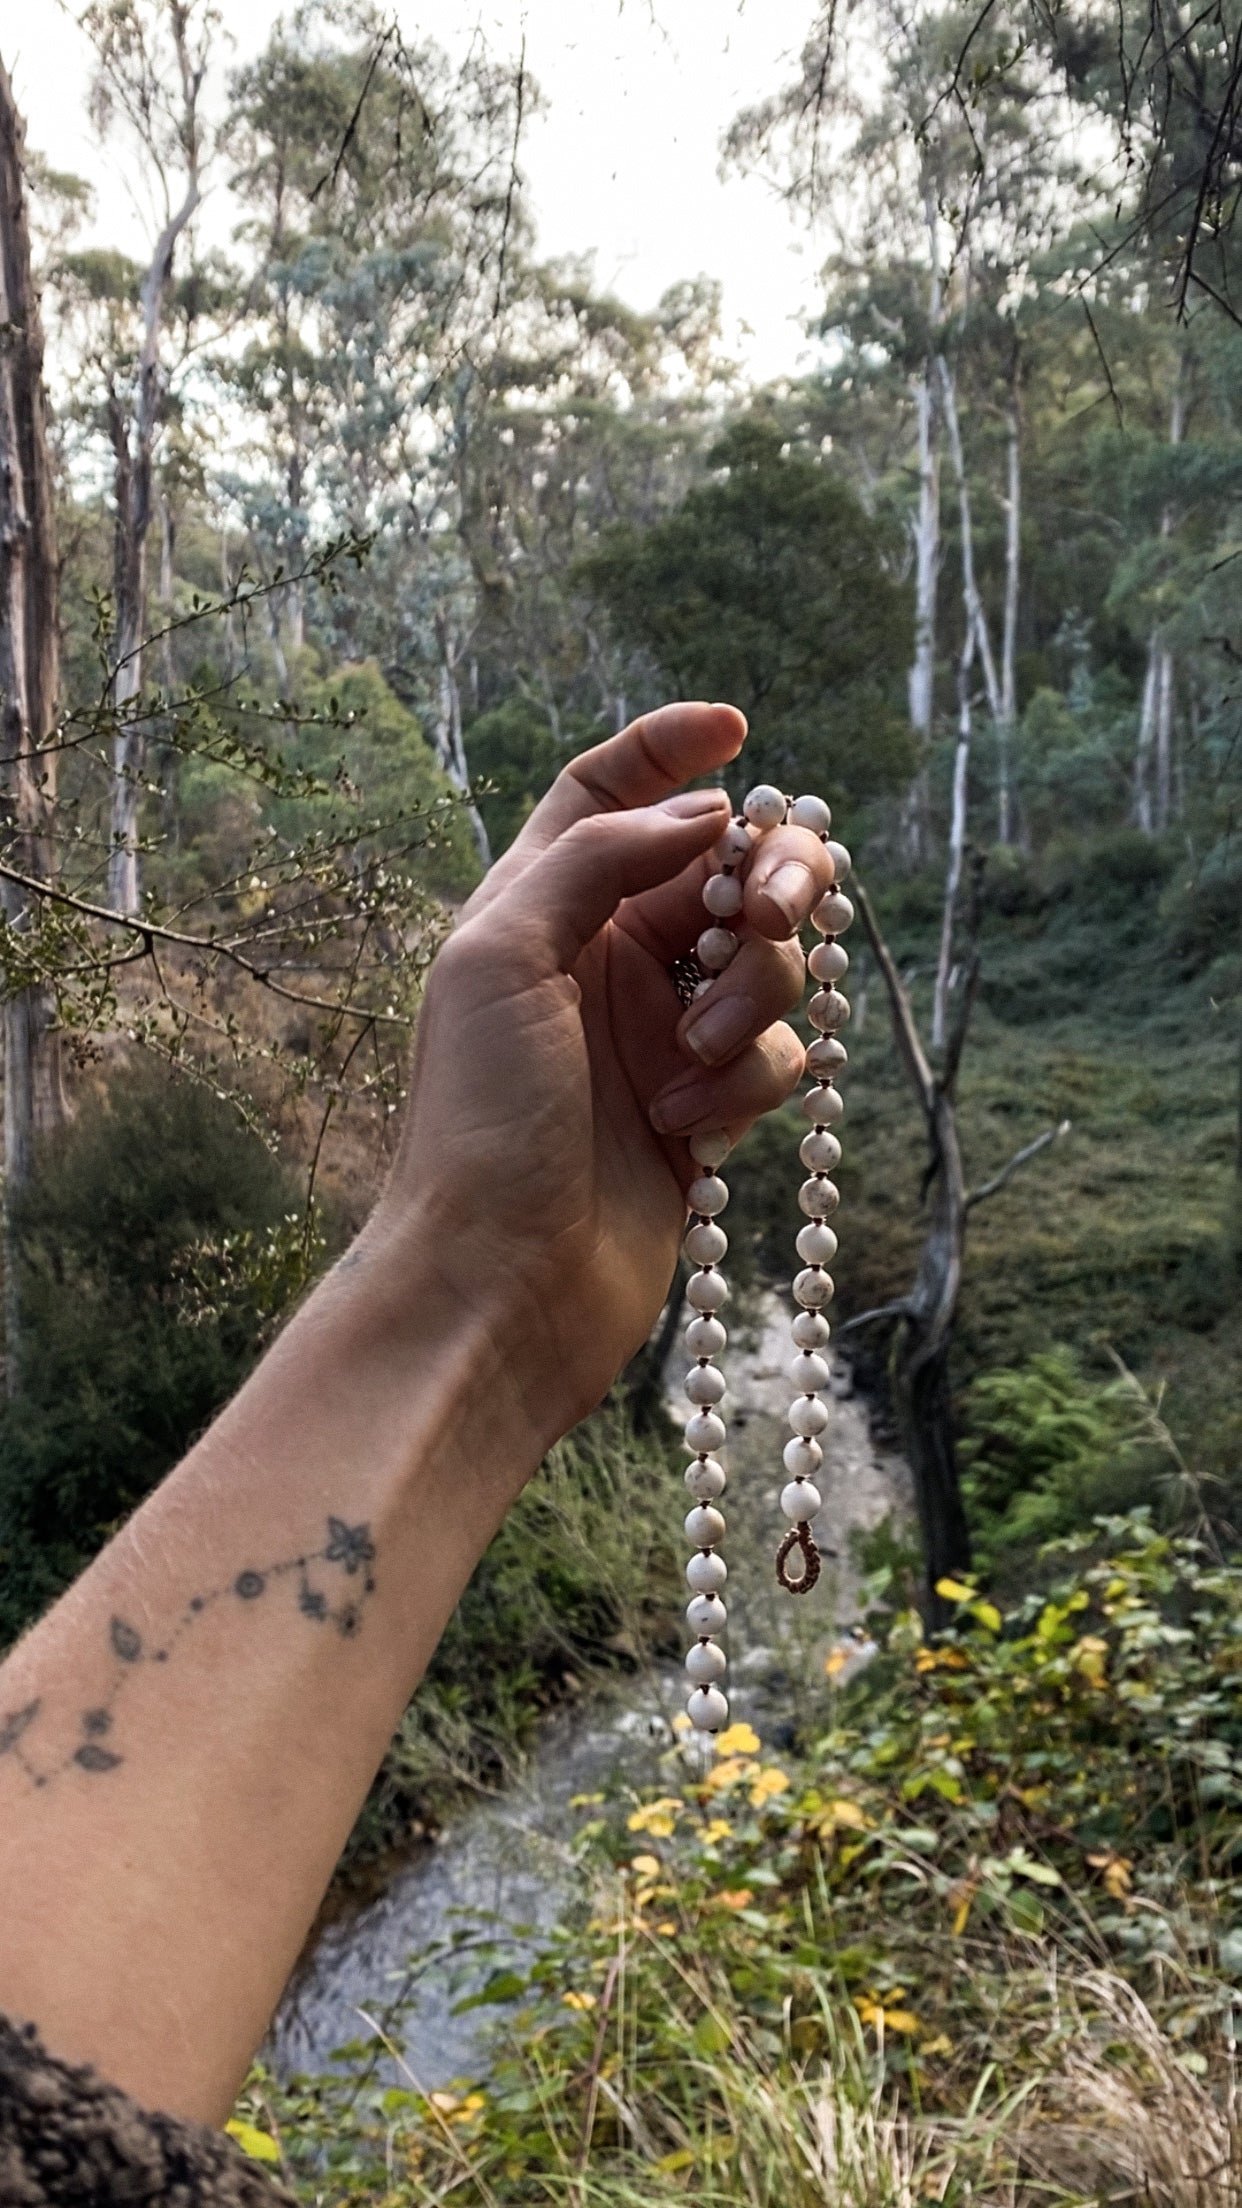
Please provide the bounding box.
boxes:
[6,0,830,386]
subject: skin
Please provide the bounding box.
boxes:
[0,702,833,2124]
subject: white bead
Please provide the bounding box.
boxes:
[684,1408,726,1452]
[685,1455,726,1499]
[684,1220,727,1265]
[686,1592,727,1635]
[684,1363,726,1406]
[689,1130,732,1170]
[800,1128,842,1173]
[789,793,831,835]
[802,1084,844,1125]
[687,1174,729,1216]
[788,1394,830,1437]
[685,1503,726,1546]
[794,1266,835,1307]
[686,1550,727,1594]
[692,977,713,1000]
[799,1174,840,1217]
[685,1314,726,1358]
[743,783,786,831]
[796,1221,839,1265]
[825,839,852,882]
[702,871,744,918]
[809,989,850,1032]
[790,1350,832,1392]
[715,820,751,865]
[784,1434,823,1477]
[781,1479,823,1521]
[808,940,849,983]
[688,1685,729,1731]
[685,1269,728,1314]
[813,891,855,935]
[806,1037,848,1078]
[697,926,738,973]
[792,1309,831,1350]
[685,1637,727,1683]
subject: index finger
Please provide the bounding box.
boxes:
[467,703,748,917]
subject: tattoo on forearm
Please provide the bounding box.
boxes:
[0,1517,377,1793]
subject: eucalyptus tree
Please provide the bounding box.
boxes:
[75,0,220,916]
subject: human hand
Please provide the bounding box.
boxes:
[368,704,835,1470]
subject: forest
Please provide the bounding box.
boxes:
[0,0,1241,2197]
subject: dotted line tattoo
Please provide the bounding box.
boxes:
[0,1517,377,1792]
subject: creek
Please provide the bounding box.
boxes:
[270,1293,910,2090]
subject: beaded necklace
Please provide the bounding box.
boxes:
[676,785,853,1736]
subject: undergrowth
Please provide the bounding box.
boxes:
[236,1513,1242,2200]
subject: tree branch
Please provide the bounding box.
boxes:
[965,1120,1071,1210]
[853,877,936,1122]
[834,1299,913,1337]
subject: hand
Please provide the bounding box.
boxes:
[367,704,835,1465]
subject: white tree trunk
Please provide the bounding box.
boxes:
[1134,639,1159,834]
[938,355,1002,722]
[998,380,1022,845]
[933,621,974,1051]
[434,610,491,868]
[1135,360,1185,837]
[904,360,940,868]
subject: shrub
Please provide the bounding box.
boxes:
[958,1348,1159,1568]
[0,1063,302,1639]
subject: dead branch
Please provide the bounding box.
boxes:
[853,877,935,1120]
[966,1119,1071,1209]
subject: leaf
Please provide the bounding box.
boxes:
[972,1600,1003,1633]
[109,1618,143,1663]
[654,2149,695,2173]
[226,2120,280,2165]
[73,1743,122,1773]
[693,2012,731,2055]
[0,1700,40,1756]
[452,1970,526,2013]
[935,1577,974,1602]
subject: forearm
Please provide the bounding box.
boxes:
[0,1228,540,2124]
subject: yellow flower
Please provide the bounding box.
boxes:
[701,1818,732,1845]
[627,1796,682,1837]
[813,1797,870,1835]
[749,1766,790,1808]
[703,1756,747,1793]
[715,1722,761,1757]
[562,1990,597,2011]
[824,1644,851,1679]
[714,1888,754,1910]
[856,1993,921,2035]
[655,1920,678,1937]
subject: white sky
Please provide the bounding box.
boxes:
[6,0,829,385]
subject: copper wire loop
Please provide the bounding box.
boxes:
[775,1523,821,1595]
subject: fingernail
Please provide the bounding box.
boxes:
[761,860,816,928]
[650,1078,711,1133]
[661,789,730,819]
[683,992,755,1065]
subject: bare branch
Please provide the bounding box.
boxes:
[853,877,936,1122]
[834,1299,913,1337]
[965,1119,1071,1210]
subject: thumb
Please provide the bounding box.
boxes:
[491,789,731,975]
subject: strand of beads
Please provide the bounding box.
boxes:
[680,782,828,1731]
[779,818,855,1593]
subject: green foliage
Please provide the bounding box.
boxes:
[0,1064,302,1640]
[581,420,913,804]
[959,1349,1157,1566]
[246,1517,1242,2200]
[463,695,569,855]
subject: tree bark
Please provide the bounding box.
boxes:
[933,621,974,1050]
[903,189,944,869]
[1134,360,1185,837]
[0,54,67,1378]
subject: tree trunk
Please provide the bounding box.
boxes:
[904,359,939,868]
[938,355,1002,722]
[0,55,67,1380]
[433,608,491,867]
[106,165,201,913]
[1134,360,1185,839]
[1134,637,1159,832]
[998,372,1022,846]
[933,621,974,1050]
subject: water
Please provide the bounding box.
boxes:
[270,1294,910,2087]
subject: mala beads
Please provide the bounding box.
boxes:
[680,784,853,1735]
